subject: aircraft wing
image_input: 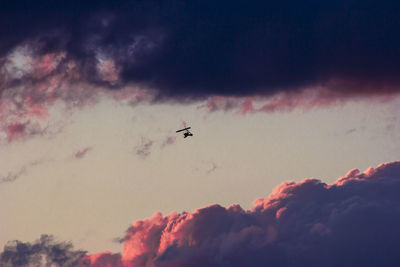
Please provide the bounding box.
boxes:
[176,127,191,132]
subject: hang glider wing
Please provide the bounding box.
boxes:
[176,127,191,133]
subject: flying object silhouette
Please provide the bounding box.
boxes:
[176,127,193,138]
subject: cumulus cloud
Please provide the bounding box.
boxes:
[2,162,400,266]
[71,161,400,266]
[0,235,85,267]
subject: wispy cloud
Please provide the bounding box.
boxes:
[0,159,44,184]
[345,128,357,135]
[134,137,154,159]
[74,146,93,159]
[206,162,218,175]
[0,167,26,184]
[161,136,176,149]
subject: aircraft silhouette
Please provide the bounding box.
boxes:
[176,127,193,138]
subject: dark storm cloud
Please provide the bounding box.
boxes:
[1,0,400,99]
[0,235,85,267]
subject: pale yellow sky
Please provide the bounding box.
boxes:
[1,96,400,253]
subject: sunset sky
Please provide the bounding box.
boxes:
[1,1,400,266]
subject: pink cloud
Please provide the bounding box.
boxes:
[74,147,93,159]
[197,96,240,113]
[3,119,47,143]
[79,161,400,266]
[0,47,156,144]
[122,212,170,265]
[5,121,29,142]
[198,88,346,115]
[198,84,398,115]
[96,57,120,85]
[161,136,176,148]
[80,251,122,267]
[33,52,66,78]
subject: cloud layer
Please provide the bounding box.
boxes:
[73,161,400,266]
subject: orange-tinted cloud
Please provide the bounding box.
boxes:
[79,251,122,267]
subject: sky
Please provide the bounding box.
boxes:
[1,1,400,266]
